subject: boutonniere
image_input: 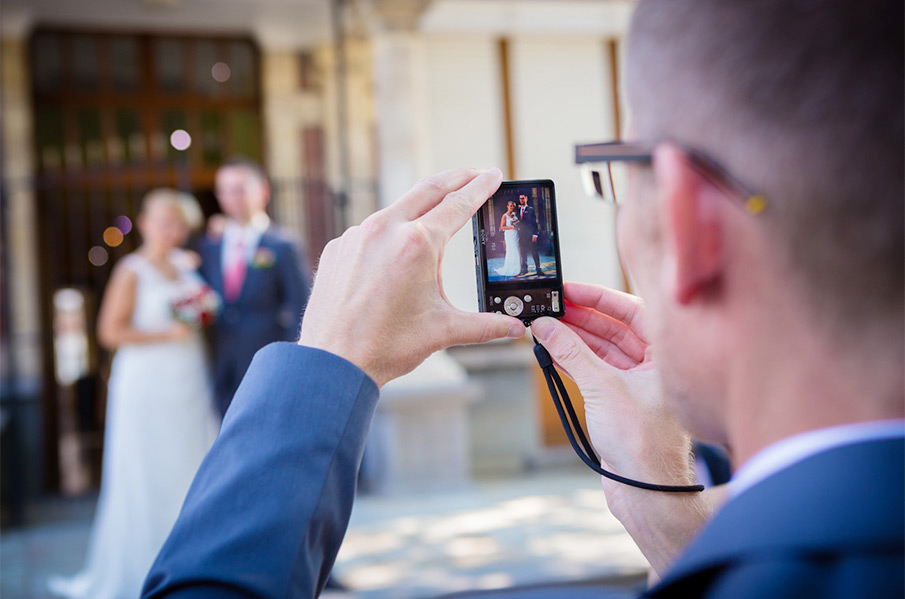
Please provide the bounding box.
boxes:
[251,247,276,269]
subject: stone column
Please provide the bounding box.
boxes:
[371,0,432,206]
[360,0,481,495]
[1,34,45,512]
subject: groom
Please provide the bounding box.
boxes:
[200,158,311,417]
[516,193,543,276]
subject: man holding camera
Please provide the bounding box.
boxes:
[144,0,903,597]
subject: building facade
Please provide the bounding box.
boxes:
[0,0,633,514]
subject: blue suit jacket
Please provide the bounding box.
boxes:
[200,229,311,415]
[646,437,905,598]
[143,343,379,598]
[518,203,539,238]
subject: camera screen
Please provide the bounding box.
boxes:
[481,183,559,283]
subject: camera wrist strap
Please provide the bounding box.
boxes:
[532,337,704,493]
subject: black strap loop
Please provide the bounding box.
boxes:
[533,337,704,493]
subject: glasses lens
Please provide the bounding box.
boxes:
[580,164,602,198]
[607,162,629,205]
[581,164,617,205]
[580,162,627,205]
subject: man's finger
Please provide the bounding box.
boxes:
[562,301,647,363]
[390,168,482,222]
[563,321,643,370]
[419,168,503,239]
[563,282,650,343]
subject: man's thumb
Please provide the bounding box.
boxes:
[530,317,597,382]
[449,312,525,347]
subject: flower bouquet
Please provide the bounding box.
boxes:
[171,284,222,328]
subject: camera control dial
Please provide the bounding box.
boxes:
[503,296,524,316]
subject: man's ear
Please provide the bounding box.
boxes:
[259,181,272,208]
[653,144,724,305]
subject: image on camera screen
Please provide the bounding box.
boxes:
[483,184,558,283]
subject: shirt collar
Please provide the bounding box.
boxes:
[729,418,905,498]
[224,214,270,245]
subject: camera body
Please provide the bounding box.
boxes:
[472,179,565,325]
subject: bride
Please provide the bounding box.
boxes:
[496,200,522,277]
[48,189,220,599]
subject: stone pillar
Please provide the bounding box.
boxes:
[359,0,482,495]
[1,34,45,511]
[371,0,432,206]
[1,37,41,389]
[361,356,480,494]
[260,48,318,239]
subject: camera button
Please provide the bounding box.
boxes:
[493,296,502,305]
[523,294,533,303]
[503,295,524,316]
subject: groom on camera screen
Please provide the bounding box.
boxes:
[517,194,543,276]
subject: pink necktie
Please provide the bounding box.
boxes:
[520,207,525,219]
[223,241,247,303]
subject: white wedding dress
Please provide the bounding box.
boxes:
[497,213,522,276]
[48,252,220,599]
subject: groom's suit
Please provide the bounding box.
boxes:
[517,202,542,275]
[143,343,905,598]
[199,227,310,416]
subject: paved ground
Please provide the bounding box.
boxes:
[2,468,650,599]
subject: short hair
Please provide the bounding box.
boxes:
[219,156,269,188]
[141,188,204,231]
[626,0,903,330]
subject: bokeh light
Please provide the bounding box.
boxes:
[211,62,231,83]
[88,246,109,266]
[170,129,192,151]
[115,215,132,234]
[103,226,124,247]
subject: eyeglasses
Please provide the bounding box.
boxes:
[574,141,768,215]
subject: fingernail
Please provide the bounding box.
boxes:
[532,318,554,342]
[508,322,525,338]
[488,167,502,178]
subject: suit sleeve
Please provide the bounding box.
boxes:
[277,240,311,341]
[196,238,215,287]
[142,343,379,598]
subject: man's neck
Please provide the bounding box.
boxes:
[230,212,270,231]
[725,312,904,468]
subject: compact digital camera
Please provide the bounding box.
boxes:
[472,179,565,325]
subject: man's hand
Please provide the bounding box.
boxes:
[298,168,525,387]
[531,282,714,575]
[531,282,690,483]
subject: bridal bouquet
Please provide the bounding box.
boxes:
[171,284,221,329]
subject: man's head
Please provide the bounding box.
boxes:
[519,194,528,206]
[619,0,904,441]
[215,157,271,225]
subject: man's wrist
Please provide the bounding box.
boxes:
[605,483,714,575]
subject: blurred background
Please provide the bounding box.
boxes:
[1,0,644,596]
